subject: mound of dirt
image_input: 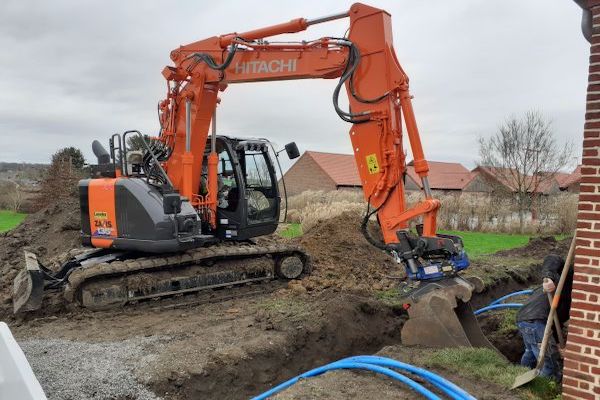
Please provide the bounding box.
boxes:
[495,235,568,259]
[0,196,82,316]
[294,211,400,293]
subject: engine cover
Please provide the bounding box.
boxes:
[79,177,207,253]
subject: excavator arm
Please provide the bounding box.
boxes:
[158,3,446,257]
[152,4,492,350]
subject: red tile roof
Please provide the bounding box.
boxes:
[555,165,581,189]
[306,151,361,186]
[305,151,472,190]
[406,161,473,190]
[473,165,579,194]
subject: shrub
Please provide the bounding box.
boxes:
[35,148,86,210]
[285,189,578,235]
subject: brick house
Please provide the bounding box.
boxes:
[470,166,575,195]
[279,151,362,196]
[405,160,476,193]
[280,151,477,195]
[556,165,583,192]
[562,2,600,398]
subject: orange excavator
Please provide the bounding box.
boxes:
[13,3,493,349]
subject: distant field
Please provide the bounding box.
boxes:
[0,210,27,232]
[279,223,533,259]
[439,230,531,259]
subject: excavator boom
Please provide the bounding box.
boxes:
[161,4,435,244]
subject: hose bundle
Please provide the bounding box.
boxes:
[251,355,476,400]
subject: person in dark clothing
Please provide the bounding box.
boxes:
[516,254,573,381]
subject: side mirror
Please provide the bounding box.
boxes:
[285,142,300,159]
[163,192,182,215]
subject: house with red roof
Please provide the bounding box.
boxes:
[554,165,582,192]
[280,151,481,196]
[280,151,361,196]
[405,161,480,193]
[280,151,583,197]
[471,165,581,195]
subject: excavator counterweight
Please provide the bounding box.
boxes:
[13,3,494,353]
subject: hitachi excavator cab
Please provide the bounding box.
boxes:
[77,133,295,252]
[202,136,284,241]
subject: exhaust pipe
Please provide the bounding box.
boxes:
[92,140,111,165]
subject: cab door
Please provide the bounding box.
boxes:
[240,148,279,225]
[210,138,279,240]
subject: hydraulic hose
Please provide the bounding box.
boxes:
[474,303,523,316]
[251,355,476,400]
[489,289,533,306]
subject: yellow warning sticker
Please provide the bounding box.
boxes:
[94,211,108,220]
[366,154,380,174]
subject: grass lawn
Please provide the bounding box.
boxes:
[440,230,532,259]
[280,222,559,260]
[0,210,27,232]
[279,222,303,239]
[424,347,560,400]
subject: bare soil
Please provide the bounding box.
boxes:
[0,206,570,399]
[294,211,400,293]
[0,197,80,315]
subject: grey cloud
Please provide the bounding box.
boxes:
[0,0,589,171]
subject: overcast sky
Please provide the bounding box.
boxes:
[0,0,589,171]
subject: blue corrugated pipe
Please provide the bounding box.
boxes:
[474,288,534,316]
[346,356,476,400]
[250,355,476,400]
[489,289,533,306]
[251,289,536,399]
[473,303,523,316]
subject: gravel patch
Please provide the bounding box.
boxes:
[20,336,163,400]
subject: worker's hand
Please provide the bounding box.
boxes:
[543,278,556,293]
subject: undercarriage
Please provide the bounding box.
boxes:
[13,242,310,312]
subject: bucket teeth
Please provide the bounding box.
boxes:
[400,276,497,351]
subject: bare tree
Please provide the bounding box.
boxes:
[7,182,24,212]
[478,111,573,233]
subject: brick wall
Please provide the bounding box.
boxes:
[278,152,336,196]
[562,2,600,398]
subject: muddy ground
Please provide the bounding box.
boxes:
[0,206,569,399]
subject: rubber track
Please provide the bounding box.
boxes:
[63,242,310,304]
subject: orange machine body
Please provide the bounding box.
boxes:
[88,178,119,248]
[157,3,439,245]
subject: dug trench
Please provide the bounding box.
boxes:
[153,294,407,400]
[149,269,543,400]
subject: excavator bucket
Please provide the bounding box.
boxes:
[12,252,45,314]
[400,276,497,350]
